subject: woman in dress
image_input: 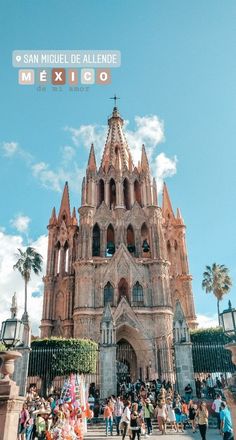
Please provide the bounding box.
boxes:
[166,397,176,432]
[196,401,208,440]
[155,400,168,435]
[188,400,197,433]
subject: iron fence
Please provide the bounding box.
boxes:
[27,346,99,395]
[192,341,236,374]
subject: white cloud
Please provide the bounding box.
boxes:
[154,152,178,192]
[62,145,76,162]
[1,114,176,195]
[0,230,47,335]
[31,162,62,192]
[1,141,19,157]
[197,313,219,328]
[125,115,165,164]
[10,214,31,233]
[65,124,107,152]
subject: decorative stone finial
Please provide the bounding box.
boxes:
[10,292,18,318]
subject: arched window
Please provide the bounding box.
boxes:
[104,282,114,306]
[55,242,61,274]
[98,179,104,207]
[106,224,115,256]
[134,180,142,206]
[118,278,129,303]
[132,282,144,305]
[123,178,130,210]
[141,223,150,255]
[174,240,178,251]
[92,223,100,256]
[127,224,135,253]
[109,178,116,209]
[64,241,69,273]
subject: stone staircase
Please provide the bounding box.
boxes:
[87,416,217,433]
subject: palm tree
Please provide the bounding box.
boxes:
[13,247,43,320]
[202,263,232,325]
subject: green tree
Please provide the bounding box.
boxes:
[202,263,232,325]
[13,247,43,319]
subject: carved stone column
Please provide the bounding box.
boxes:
[0,351,25,440]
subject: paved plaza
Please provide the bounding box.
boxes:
[85,428,219,439]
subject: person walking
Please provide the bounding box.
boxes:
[114,396,124,436]
[130,403,141,440]
[103,400,113,436]
[121,400,131,440]
[166,397,176,432]
[212,394,222,433]
[173,397,184,433]
[196,401,208,440]
[19,403,30,440]
[155,400,168,435]
[143,398,154,435]
[220,402,234,440]
[188,400,197,433]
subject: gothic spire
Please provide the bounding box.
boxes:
[153,177,158,205]
[162,182,175,219]
[141,144,149,172]
[71,207,78,225]
[101,106,133,172]
[176,208,184,224]
[49,207,57,225]
[87,143,97,172]
[58,181,71,223]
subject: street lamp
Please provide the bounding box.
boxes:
[220,300,236,341]
[0,317,24,381]
[0,317,24,349]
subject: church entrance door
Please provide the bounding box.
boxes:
[116,339,137,392]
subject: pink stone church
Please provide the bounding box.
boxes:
[41,105,197,382]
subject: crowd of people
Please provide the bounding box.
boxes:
[18,376,234,440]
[18,378,91,440]
[100,378,234,440]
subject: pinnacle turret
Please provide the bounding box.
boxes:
[87,143,97,172]
[49,207,57,225]
[141,144,149,171]
[162,182,175,219]
[58,182,71,223]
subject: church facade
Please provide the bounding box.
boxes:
[41,105,197,382]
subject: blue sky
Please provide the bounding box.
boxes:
[0,0,236,331]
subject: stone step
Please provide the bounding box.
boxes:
[88,417,217,430]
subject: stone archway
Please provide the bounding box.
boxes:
[115,320,154,384]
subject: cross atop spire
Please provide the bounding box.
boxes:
[110,94,120,108]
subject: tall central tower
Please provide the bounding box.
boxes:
[41,105,197,382]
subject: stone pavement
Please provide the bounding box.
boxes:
[85,428,220,439]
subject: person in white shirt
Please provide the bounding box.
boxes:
[114,396,124,435]
[212,394,222,433]
[121,401,131,440]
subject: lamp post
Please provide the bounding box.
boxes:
[219,300,236,433]
[0,316,24,440]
